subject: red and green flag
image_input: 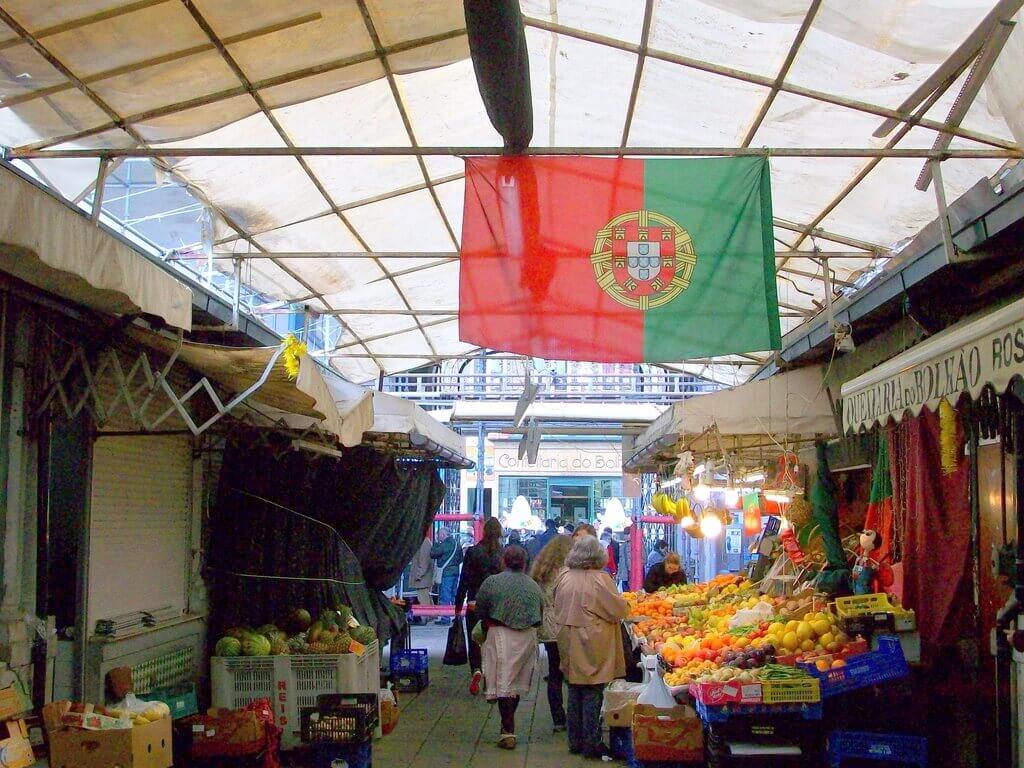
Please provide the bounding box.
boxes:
[459,156,780,362]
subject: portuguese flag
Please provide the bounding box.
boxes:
[459,156,780,362]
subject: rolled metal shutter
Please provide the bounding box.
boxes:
[87,434,192,631]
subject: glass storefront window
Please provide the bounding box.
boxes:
[498,477,548,518]
[593,477,623,500]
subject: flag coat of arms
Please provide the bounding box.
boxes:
[459,156,781,362]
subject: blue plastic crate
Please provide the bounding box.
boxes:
[827,730,926,768]
[696,699,823,724]
[801,636,909,699]
[313,740,372,768]
[389,648,429,673]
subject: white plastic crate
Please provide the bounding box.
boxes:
[211,641,379,750]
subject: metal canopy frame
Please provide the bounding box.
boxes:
[0,1,1021,383]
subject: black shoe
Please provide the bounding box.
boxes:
[553,723,566,733]
[582,745,611,760]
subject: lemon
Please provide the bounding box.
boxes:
[782,631,800,652]
[819,632,835,647]
[785,620,800,633]
[811,619,831,637]
[800,639,816,652]
[795,621,815,643]
[768,622,784,635]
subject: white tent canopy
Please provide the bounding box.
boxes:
[0,1,1022,380]
[841,295,1024,432]
[0,166,193,329]
[364,390,470,466]
[625,365,837,470]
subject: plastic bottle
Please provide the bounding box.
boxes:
[636,655,676,709]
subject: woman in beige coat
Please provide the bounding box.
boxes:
[552,534,629,759]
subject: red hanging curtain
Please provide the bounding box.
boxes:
[896,407,971,659]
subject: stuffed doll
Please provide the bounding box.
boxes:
[851,529,893,595]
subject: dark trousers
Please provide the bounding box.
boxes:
[567,683,605,756]
[497,696,520,735]
[465,613,483,672]
[543,642,566,727]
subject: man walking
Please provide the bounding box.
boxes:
[408,534,434,624]
[431,527,463,625]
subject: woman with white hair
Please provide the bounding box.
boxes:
[552,534,629,759]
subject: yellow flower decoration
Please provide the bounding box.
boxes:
[282,334,307,380]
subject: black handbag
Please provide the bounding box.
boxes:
[443,616,469,666]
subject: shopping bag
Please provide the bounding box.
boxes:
[443,617,468,666]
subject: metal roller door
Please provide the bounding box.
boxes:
[87,434,192,631]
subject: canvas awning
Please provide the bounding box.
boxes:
[363,391,471,468]
[0,167,192,330]
[625,365,837,471]
[841,296,1024,432]
[127,328,373,444]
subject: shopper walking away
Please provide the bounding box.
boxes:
[530,534,573,733]
[408,534,435,622]
[618,526,633,592]
[474,546,544,750]
[431,528,463,625]
[553,535,629,759]
[527,518,560,562]
[643,551,687,593]
[600,527,619,581]
[455,517,504,695]
[646,538,669,574]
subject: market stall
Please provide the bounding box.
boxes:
[626,365,838,472]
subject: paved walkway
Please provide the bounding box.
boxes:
[376,624,602,768]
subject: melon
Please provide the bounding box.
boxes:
[215,637,242,657]
[284,608,312,634]
[256,624,280,636]
[241,633,272,657]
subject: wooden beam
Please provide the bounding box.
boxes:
[742,0,822,147]
[0,0,172,52]
[915,19,1016,190]
[524,16,1020,152]
[874,0,1024,137]
[9,27,468,154]
[12,146,1020,160]
[0,12,324,110]
[619,0,655,149]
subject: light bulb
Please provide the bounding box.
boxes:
[724,488,740,507]
[680,514,695,528]
[700,514,723,538]
[694,483,711,503]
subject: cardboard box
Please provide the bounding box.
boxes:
[0,719,35,768]
[601,681,645,727]
[0,681,30,720]
[632,704,703,763]
[49,715,172,768]
[185,709,265,758]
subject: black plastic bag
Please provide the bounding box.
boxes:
[443,617,469,666]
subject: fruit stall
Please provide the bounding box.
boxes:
[611,572,922,767]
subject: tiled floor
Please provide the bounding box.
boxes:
[376,624,602,768]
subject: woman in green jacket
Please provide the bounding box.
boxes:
[474,545,544,750]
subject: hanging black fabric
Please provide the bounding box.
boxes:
[463,0,533,152]
[443,617,469,666]
[309,446,445,591]
[206,436,444,644]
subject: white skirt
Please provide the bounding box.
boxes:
[482,625,538,700]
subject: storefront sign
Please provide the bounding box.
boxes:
[493,442,622,475]
[841,298,1024,432]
